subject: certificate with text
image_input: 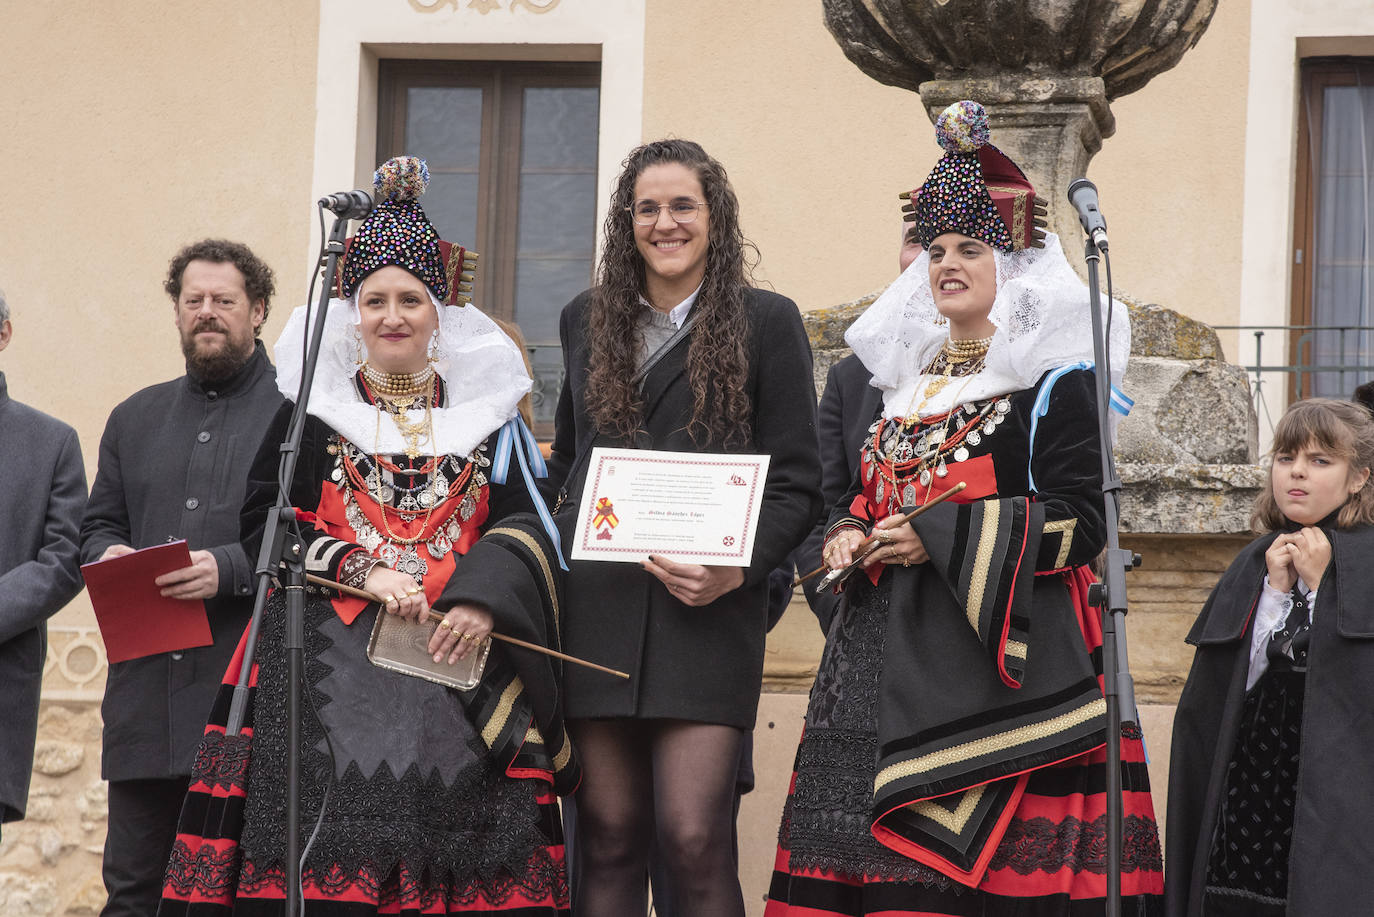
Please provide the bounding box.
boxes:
[571,448,771,566]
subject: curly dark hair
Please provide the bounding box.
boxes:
[586,139,758,447]
[164,239,276,333]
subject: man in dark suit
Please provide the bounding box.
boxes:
[0,287,87,841]
[799,226,923,633]
[81,240,284,917]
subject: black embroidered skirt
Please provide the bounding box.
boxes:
[1204,668,1305,916]
[159,594,568,915]
[768,573,1164,917]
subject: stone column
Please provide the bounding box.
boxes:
[822,0,1218,265]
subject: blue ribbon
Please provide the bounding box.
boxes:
[1027,362,1132,493]
[492,416,567,571]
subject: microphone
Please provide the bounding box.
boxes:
[318,189,373,220]
[1066,178,1109,251]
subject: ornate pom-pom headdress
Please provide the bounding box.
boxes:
[901,101,1047,252]
[337,156,478,305]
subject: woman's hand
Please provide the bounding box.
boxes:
[1288,526,1332,593]
[427,603,495,664]
[863,514,929,569]
[643,555,745,606]
[822,528,867,570]
[364,565,429,623]
[1265,533,1298,594]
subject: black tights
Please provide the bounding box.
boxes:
[568,718,745,917]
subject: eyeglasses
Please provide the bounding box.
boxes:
[626,199,705,226]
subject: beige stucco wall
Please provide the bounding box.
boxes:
[644,0,1252,330]
[0,2,319,910]
[0,0,1360,912]
[644,0,935,310]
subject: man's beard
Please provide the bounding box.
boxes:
[180,319,256,382]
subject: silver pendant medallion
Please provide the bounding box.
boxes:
[954,446,970,463]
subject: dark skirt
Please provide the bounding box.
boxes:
[158,593,568,916]
[1202,669,1305,917]
[766,573,1164,917]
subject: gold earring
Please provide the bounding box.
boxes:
[428,329,439,365]
[934,314,948,327]
[353,326,364,366]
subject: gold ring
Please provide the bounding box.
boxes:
[460,633,474,642]
[383,594,397,605]
[438,619,453,631]
[405,586,421,596]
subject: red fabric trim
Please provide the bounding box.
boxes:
[870,775,1029,888]
[857,454,999,586]
[312,478,489,625]
[995,502,1032,689]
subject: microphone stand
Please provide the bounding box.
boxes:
[224,209,354,917]
[1080,235,1141,917]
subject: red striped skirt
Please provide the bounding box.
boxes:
[158,626,569,916]
[766,570,1163,917]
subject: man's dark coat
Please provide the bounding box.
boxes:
[0,373,86,821]
[81,343,284,781]
[797,353,881,635]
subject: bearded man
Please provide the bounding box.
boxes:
[81,239,284,917]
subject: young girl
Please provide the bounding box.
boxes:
[1166,397,1374,916]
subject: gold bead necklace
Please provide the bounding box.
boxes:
[361,363,435,398]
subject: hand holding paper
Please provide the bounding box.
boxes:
[82,540,213,663]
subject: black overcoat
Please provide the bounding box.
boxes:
[80,343,285,781]
[797,352,881,634]
[547,288,822,729]
[1166,523,1374,915]
[0,374,86,821]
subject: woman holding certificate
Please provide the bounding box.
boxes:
[159,157,577,916]
[548,139,821,915]
[764,102,1165,915]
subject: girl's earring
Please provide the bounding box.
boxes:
[934,313,948,327]
[353,326,365,367]
[428,329,440,366]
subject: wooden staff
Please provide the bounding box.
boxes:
[305,573,630,680]
[793,481,967,588]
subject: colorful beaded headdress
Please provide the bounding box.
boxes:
[901,101,1047,252]
[338,156,477,305]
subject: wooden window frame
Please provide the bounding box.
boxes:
[1291,58,1372,397]
[376,59,601,326]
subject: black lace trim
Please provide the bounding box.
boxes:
[166,838,239,899]
[989,814,1164,876]
[239,593,554,893]
[235,849,566,908]
[784,578,956,888]
[188,731,253,792]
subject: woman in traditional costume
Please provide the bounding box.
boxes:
[764,101,1164,916]
[1167,397,1374,916]
[159,157,577,916]
[547,139,821,916]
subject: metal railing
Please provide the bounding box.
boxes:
[1214,323,1374,432]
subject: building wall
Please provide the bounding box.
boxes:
[644,0,1253,329]
[1,0,1370,913]
[0,3,321,908]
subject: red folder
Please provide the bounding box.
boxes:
[81,540,213,663]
